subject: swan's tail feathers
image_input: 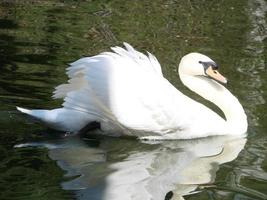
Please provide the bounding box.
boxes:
[16,107,55,128]
[16,106,47,121]
[16,107,95,133]
[16,107,32,115]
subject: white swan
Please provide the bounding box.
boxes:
[17,43,247,139]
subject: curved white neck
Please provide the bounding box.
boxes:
[179,74,247,134]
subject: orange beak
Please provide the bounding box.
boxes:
[205,66,227,84]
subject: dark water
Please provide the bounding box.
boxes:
[0,0,266,199]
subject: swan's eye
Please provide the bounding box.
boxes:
[213,70,218,74]
[199,61,218,71]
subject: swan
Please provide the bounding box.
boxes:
[17,43,247,139]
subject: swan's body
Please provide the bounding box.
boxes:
[17,43,247,139]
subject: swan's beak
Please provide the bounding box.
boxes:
[205,66,227,84]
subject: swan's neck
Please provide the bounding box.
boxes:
[179,74,247,134]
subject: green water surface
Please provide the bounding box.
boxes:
[0,0,266,200]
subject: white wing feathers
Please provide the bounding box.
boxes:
[53,43,162,100]
[51,43,175,134]
[110,42,163,76]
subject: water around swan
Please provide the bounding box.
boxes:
[0,0,267,199]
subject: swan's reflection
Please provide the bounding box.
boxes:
[22,135,246,200]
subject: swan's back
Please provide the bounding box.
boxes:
[52,43,199,137]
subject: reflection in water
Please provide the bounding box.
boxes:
[17,136,247,200]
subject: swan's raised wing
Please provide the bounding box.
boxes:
[52,43,189,136]
[53,43,162,99]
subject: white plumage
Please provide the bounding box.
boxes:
[17,43,247,139]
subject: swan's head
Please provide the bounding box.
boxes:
[179,53,227,84]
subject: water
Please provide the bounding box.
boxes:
[0,0,266,199]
